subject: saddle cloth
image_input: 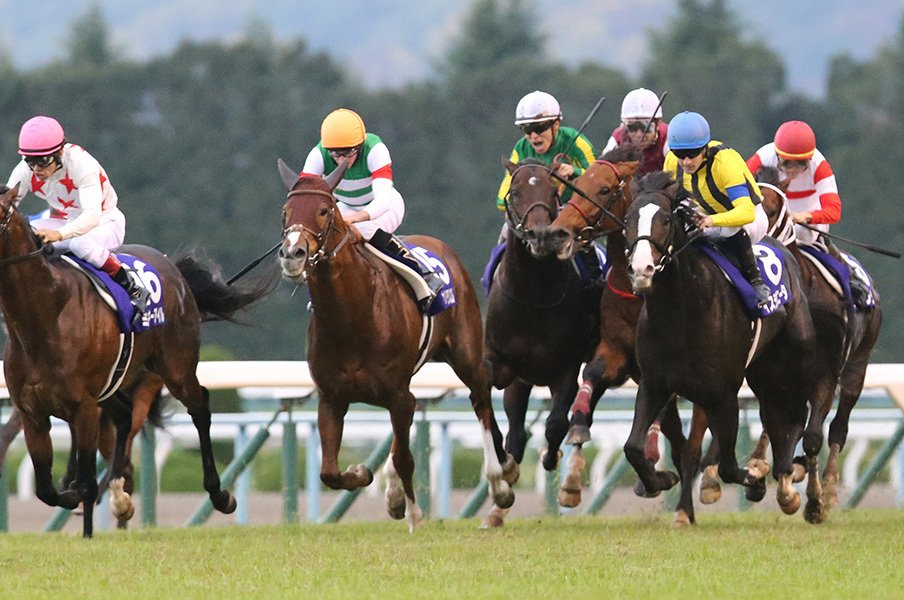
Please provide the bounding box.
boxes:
[366,243,456,317]
[799,246,877,310]
[481,240,608,296]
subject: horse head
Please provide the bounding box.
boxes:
[624,171,684,294]
[542,147,639,260]
[277,158,351,282]
[0,184,45,263]
[502,158,560,257]
[756,166,796,246]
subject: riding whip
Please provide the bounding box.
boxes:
[226,241,282,285]
[557,95,606,162]
[640,90,668,137]
[798,223,901,259]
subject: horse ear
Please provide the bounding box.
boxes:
[617,160,640,179]
[277,158,299,190]
[324,159,349,191]
[502,156,518,174]
[0,183,18,207]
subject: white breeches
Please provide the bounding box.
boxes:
[794,222,828,247]
[338,188,405,240]
[702,203,768,243]
[31,210,126,267]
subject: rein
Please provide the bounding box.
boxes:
[0,203,48,269]
[758,182,796,245]
[283,187,351,273]
[503,164,559,239]
[552,160,629,242]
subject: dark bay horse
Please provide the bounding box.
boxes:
[483,158,602,526]
[620,172,820,525]
[0,184,269,537]
[276,160,515,531]
[538,148,688,508]
[757,166,883,516]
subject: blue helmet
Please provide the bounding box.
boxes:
[668,111,711,149]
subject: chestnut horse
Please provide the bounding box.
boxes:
[619,172,820,524]
[756,166,883,516]
[276,160,515,531]
[538,148,688,509]
[0,184,269,537]
[483,158,602,526]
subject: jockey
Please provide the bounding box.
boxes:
[300,108,444,307]
[746,120,868,304]
[602,87,670,177]
[664,111,770,308]
[6,115,150,319]
[496,90,596,210]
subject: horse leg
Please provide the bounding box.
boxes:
[545,372,578,471]
[743,431,771,503]
[384,394,421,532]
[501,380,532,464]
[467,377,514,513]
[21,413,64,509]
[317,396,373,491]
[105,402,136,525]
[800,377,835,524]
[758,396,804,516]
[623,381,679,496]
[0,407,23,475]
[706,396,762,490]
[62,422,79,492]
[673,405,706,527]
[567,345,629,445]
[71,400,101,538]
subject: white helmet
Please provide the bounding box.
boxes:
[620,88,662,120]
[515,91,562,125]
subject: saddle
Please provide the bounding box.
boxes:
[364,243,456,317]
[798,246,877,310]
[696,240,792,319]
[481,241,608,296]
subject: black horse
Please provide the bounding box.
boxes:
[483,158,602,526]
[622,172,819,525]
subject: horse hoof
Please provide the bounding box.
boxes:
[386,486,407,520]
[407,504,422,533]
[539,448,563,471]
[779,491,801,515]
[791,463,806,483]
[557,488,581,508]
[565,425,591,446]
[633,479,661,499]
[58,490,81,510]
[214,492,237,514]
[501,455,520,486]
[480,514,505,529]
[699,486,722,505]
[493,486,515,510]
[804,499,827,525]
[747,458,771,479]
[350,464,374,486]
[744,479,767,503]
[672,510,692,528]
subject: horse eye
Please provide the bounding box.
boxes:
[319,207,329,217]
[598,187,611,196]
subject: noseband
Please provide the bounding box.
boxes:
[626,194,703,272]
[282,187,350,272]
[758,182,795,244]
[503,164,559,239]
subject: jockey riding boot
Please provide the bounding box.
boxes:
[825,238,869,306]
[370,229,445,306]
[725,230,770,308]
[111,263,150,322]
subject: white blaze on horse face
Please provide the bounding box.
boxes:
[630,203,660,289]
[528,175,539,186]
[286,230,301,248]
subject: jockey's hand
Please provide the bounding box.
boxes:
[343,210,371,224]
[690,211,713,230]
[791,211,812,224]
[34,228,62,243]
[555,163,575,179]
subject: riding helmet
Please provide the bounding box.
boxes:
[667,111,711,150]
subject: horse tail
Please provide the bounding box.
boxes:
[175,251,275,322]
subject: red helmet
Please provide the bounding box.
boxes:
[774,120,816,160]
[18,116,66,156]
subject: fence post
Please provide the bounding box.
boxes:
[584,454,631,515]
[306,422,321,521]
[414,407,431,518]
[845,417,904,508]
[235,425,250,525]
[282,411,299,524]
[140,424,157,527]
[436,422,452,518]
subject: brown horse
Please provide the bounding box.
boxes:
[276,159,516,531]
[482,158,602,526]
[538,148,689,510]
[756,166,883,517]
[0,184,269,537]
[617,172,820,525]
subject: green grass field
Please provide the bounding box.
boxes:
[0,510,902,599]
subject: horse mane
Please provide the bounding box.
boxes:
[602,144,642,164]
[756,165,781,187]
[636,170,676,194]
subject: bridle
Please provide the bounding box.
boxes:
[626,192,703,273]
[759,182,796,244]
[281,186,350,274]
[553,160,629,243]
[503,164,559,240]
[0,201,47,268]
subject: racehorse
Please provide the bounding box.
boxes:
[619,171,820,524]
[482,158,602,526]
[276,159,516,532]
[537,147,689,508]
[756,166,883,515]
[0,184,269,537]
[0,373,167,529]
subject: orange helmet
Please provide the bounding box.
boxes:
[774,120,816,160]
[320,108,366,149]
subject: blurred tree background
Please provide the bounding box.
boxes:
[0,0,901,361]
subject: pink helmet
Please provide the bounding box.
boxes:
[18,116,66,156]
